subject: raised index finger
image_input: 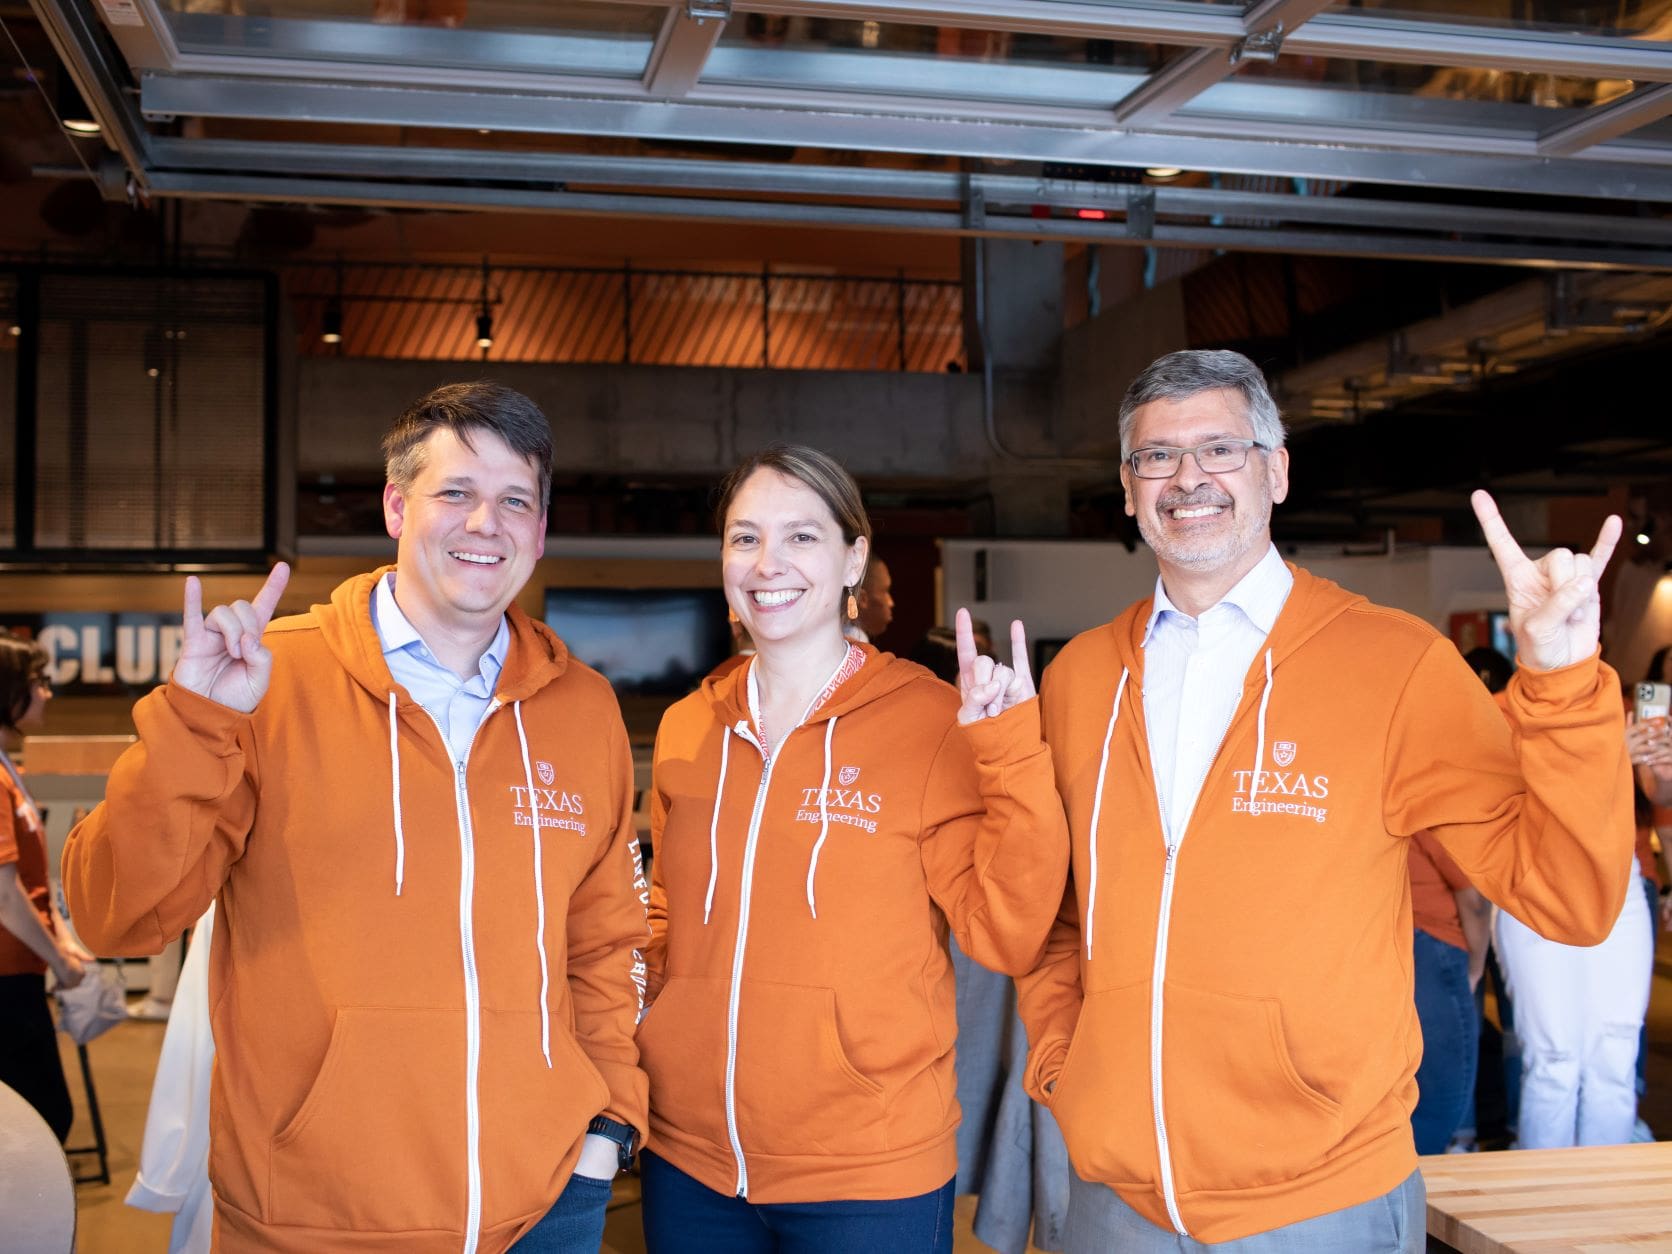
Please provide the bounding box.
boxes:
[251,561,291,628]
[954,607,980,677]
[1589,514,1622,574]
[182,575,205,643]
[1470,489,1529,572]
[1009,619,1034,690]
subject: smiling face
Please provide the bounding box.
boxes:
[1121,387,1289,580]
[383,425,547,639]
[722,468,868,655]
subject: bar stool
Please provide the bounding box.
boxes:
[64,1042,109,1186]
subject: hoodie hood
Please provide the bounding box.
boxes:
[1108,564,1367,681]
[312,566,571,704]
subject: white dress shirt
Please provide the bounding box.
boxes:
[1141,544,1293,844]
[371,573,509,764]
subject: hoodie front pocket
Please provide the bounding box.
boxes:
[637,975,733,1151]
[269,1006,467,1232]
[1047,981,1156,1188]
[733,981,888,1157]
[1161,982,1343,1194]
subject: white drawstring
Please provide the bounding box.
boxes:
[704,729,734,925]
[388,692,406,897]
[1249,649,1275,810]
[1084,668,1129,960]
[806,717,838,919]
[513,700,553,1069]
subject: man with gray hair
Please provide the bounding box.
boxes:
[1017,349,1633,1250]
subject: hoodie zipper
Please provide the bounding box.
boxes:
[1146,700,1222,1239]
[417,699,499,1254]
[723,721,775,1198]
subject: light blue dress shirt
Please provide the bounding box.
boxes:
[1141,543,1293,844]
[371,573,509,764]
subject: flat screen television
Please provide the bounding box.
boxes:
[544,588,732,696]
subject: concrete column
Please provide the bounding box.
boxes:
[962,238,1065,373]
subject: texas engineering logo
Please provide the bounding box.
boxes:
[1229,740,1332,824]
[794,766,884,834]
[508,762,588,835]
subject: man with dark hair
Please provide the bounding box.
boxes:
[1020,349,1632,1252]
[65,381,648,1254]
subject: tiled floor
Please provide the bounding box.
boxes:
[51,922,1672,1253]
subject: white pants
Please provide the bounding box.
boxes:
[1494,878,1652,1148]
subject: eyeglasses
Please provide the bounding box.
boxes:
[1126,438,1268,479]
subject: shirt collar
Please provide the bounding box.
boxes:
[1142,544,1291,646]
[372,572,510,680]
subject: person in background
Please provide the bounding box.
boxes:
[1457,645,1519,1150]
[126,904,217,1254]
[1625,659,1672,1139]
[1408,827,1491,1154]
[849,555,895,643]
[1488,663,1651,1150]
[639,444,1069,1253]
[0,633,92,1144]
[909,618,995,684]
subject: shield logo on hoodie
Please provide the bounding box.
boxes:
[537,760,556,786]
[1272,741,1297,767]
[839,765,860,786]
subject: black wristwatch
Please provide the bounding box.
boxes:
[586,1115,638,1171]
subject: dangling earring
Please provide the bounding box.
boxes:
[727,606,740,624]
[845,588,859,621]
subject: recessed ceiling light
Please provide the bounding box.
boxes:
[1145,166,1183,179]
[63,118,102,136]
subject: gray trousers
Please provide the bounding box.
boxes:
[1064,1170,1425,1253]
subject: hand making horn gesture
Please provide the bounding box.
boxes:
[1470,490,1621,672]
[173,563,292,713]
[954,607,1036,725]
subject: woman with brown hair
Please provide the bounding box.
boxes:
[0,632,92,1143]
[638,444,1068,1252]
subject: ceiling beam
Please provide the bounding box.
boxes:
[130,168,1672,270]
[26,0,152,183]
[137,73,1672,204]
[143,136,1672,249]
[1111,0,1334,127]
[1539,83,1672,158]
[643,3,730,98]
[582,0,1672,80]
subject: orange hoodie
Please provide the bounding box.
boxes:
[0,761,54,976]
[1017,567,1632,1243]
[62,570,649,1254]
[642,646,1068,1203]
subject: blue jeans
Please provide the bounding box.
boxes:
[1412,929,1480,1154]
[510,1172,613,1253]
[1638,874,1658,1100]
[1063,1170,1424,1253]
[640,1150,955,1254]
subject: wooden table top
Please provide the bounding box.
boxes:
[1421,1142,1672,1253]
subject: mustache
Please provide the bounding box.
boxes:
[1157,490,1233,511]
